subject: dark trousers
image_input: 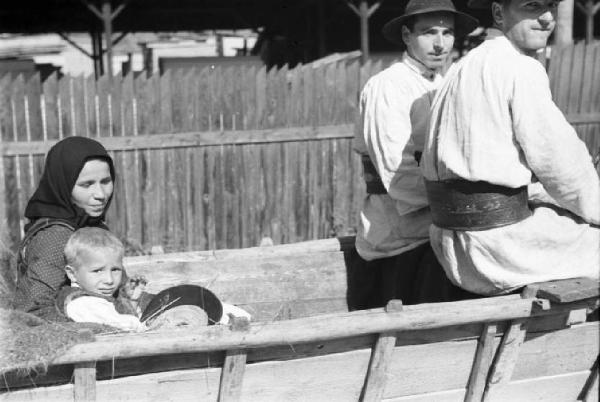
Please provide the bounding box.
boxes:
[346,242,479,310]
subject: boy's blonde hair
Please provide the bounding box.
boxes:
[64,227,124,269]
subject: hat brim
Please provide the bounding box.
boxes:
[141,284,223,325]
[382,10,480,45]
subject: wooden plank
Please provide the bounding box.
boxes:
[565,112,600,124]
[10,75,26,236]
[346,60,360,123]
[205,147,217,250]
[0,124,355,156]
[226,144,241,248]
[361,301,404,402]
[6,369,594,402]
[215,145,227,249]
[218,349,248,402]
[579,356,599,402]
[57,75,72,138]
[183,147,194,250]
[529,278,600,303]
[282,142,296,243]
[255,66,267,129]
[218,317,250,401]
[50,296,539,364]
[120,73,142,246]
[296,141,310,240]
[483,318,528,400]
[567,43,586,116]
[86,75,99,138]
[0,136,7,243]
[6,324,596,402]
[386,371,594,402]
[73,362,96,402]
[464,323,498,402]
[2,312,594,389]
[42,73,60,140]
[242,66,256,130]
[192,146,207,251]
[71,75,87,137]
[0,75,13,244]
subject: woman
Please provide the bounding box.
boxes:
[14,136,115,317]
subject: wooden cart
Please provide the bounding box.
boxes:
[2,237,598,402]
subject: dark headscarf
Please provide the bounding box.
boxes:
[24,136,115,232]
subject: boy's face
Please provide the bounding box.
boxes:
[66,248,124,297]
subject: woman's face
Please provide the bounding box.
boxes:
[71,159,114,217]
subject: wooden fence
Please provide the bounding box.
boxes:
[548,41,600,154]
[0,42,599,253]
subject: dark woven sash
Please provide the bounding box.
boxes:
[425,180,531,231]
[361,155,387,194]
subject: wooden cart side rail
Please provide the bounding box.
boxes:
[123,236,355,266]
[51,295,542,365]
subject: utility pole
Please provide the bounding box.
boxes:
[576,0,600,43]
[101,0,114,79]
[80,0,131,79]
[346,1,381,63]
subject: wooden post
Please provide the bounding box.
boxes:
[555,0,574,46]
[482,318,528,401]
[90,30,104,79]
[576,0,600,44]
[101,0,114,80]
[580,356,599,402]
[359,1,370,63]
[0,133,7,243]
[73,362,96,402]
[218,349,248,402]
[81,0,131,79]
[218,316,250,402]
[481,287,538,401]
[360,300,403,402]
[464,323,498,402]
[346,1,381,64]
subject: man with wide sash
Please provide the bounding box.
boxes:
[421,0,600,296]
[351,0,478,309]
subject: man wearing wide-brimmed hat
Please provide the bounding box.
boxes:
[351,0,478,308]
[421,0,600,296]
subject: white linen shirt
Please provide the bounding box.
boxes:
[354,54,442,260]
[65,285,146,332]
[422,31,600,295]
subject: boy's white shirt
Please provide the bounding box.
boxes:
[65,284,146,332]
[66,285,250,329]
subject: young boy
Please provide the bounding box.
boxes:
[58,227,149,331]
[58,227,251,331]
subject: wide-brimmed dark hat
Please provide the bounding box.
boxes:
[141,284,223,325]
[383,0,480,45]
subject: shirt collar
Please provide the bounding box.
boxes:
[402,53,438,81]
